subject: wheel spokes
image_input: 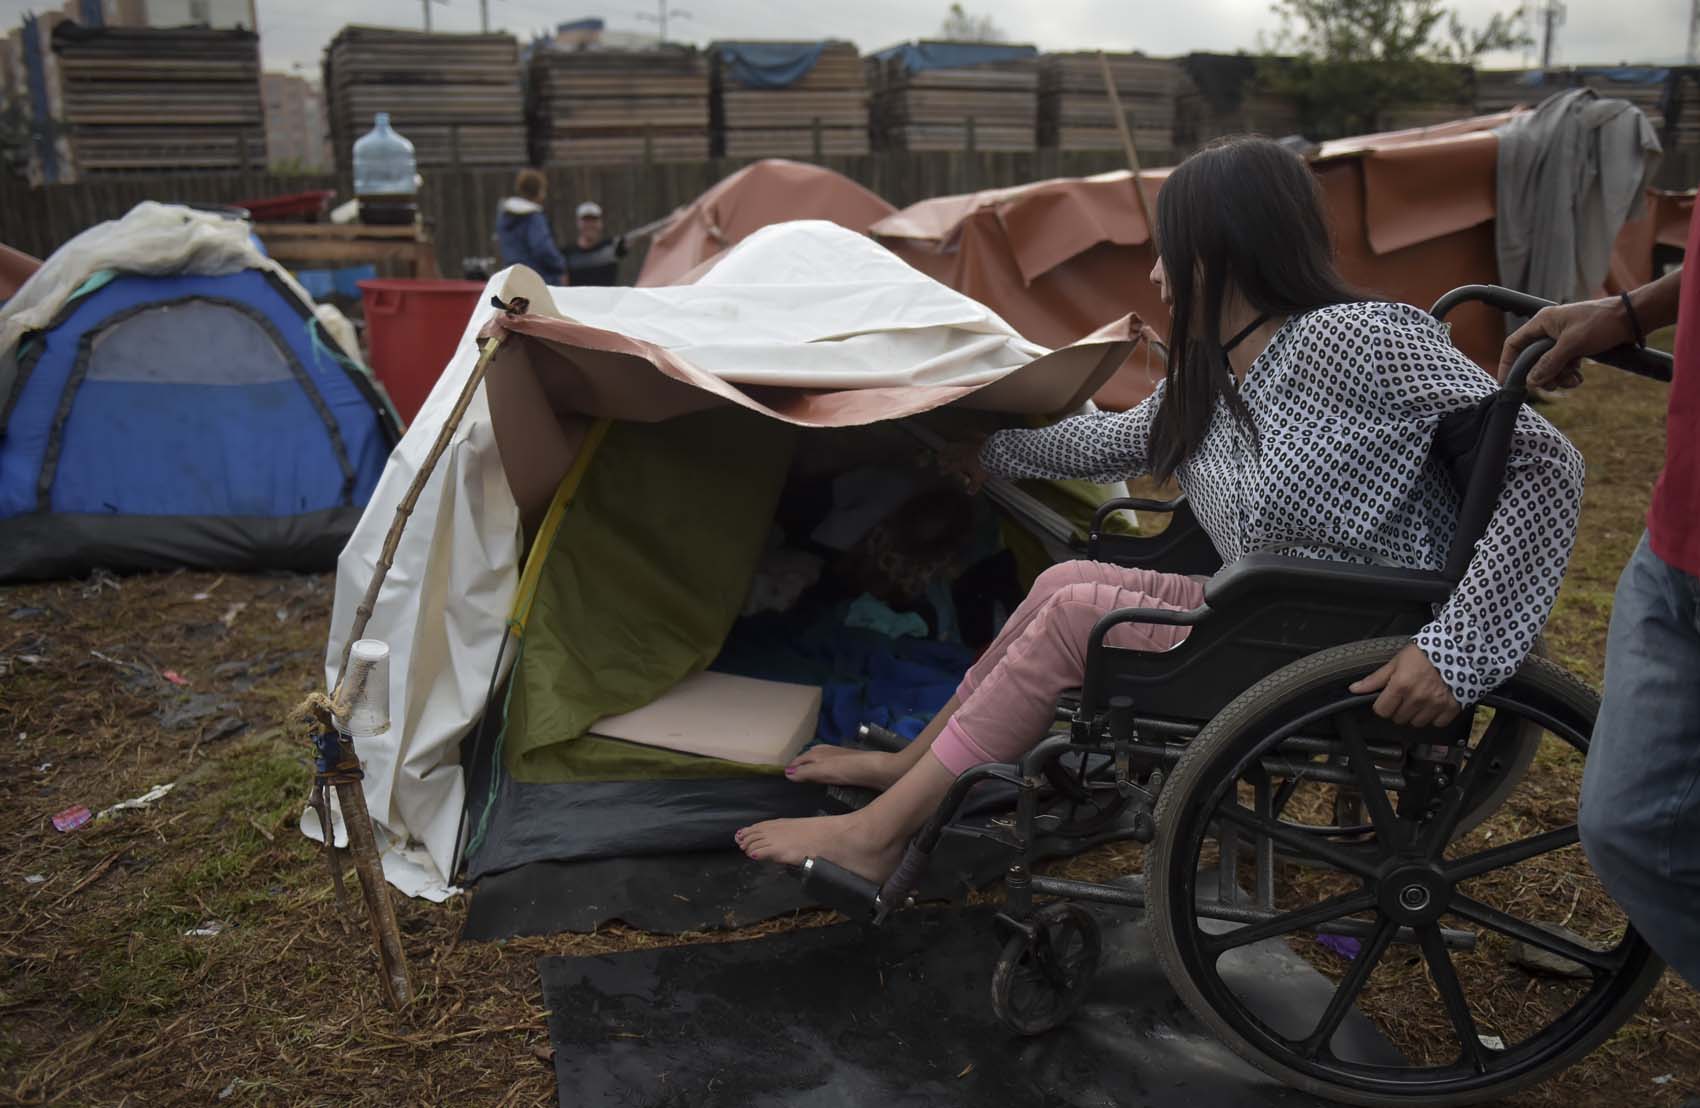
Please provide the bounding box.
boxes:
[1336,713,1404,852]
[1450,894,1618,972]
[1216,802,1380,880]
[1421,709,1518,857]
[1203,889,1378,955]
[1296,916,1397,1059]
[1446,825,1580,882]
[1419,925,1490,1075]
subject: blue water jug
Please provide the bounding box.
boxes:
[353,112,416,197]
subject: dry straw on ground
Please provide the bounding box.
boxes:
[1,362,1694,1106]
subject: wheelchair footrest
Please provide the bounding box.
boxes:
[825,784,879,812]
[801,857,881,921]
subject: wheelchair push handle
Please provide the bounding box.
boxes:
[1431,284,1674,384]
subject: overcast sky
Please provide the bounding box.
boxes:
[2,0,1689,74]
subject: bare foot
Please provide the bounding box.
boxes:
[735,813,905,883]
[785,745,903,789]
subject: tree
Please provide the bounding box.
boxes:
[1260,0,1530,138]
[939,3,1006,42]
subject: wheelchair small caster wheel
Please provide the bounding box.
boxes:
[991,901,1101,1036]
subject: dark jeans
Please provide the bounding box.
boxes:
[1581,532,1700,986]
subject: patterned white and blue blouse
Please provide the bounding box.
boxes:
[980,300,1586,707]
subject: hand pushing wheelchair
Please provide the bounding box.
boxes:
[799,286,1676,1107]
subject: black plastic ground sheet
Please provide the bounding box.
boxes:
[539,897,1400,1107]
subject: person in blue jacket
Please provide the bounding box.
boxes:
[496,168,566,285]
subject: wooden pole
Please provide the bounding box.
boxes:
[1098,51,1155,237]
[331,330,511,694]
[297,325,515,1012]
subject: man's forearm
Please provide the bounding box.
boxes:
[1630,266,1684,333]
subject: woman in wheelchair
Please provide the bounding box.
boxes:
[737,135,1586,884]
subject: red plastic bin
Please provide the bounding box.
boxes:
[358,279,484,425]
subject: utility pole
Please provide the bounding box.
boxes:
[422,0,431,33]
[479,0,490,33]
[636,1,691,45]
[1538,0,1566,69]
[1688,0,1699,66]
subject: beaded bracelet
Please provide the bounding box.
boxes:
[1620,291,1647,348]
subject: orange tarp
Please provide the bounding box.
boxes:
[873,111,1691,408]
[637,159,896,286]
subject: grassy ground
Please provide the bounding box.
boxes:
[0,362,1691,1106]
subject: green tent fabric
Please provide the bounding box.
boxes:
[504,408,798,784]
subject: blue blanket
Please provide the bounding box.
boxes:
[712,605,974,746]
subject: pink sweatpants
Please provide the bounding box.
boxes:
[929,561,1206,774]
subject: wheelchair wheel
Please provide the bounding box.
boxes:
[991,901,1102,1036]
[1145,637,1663,1107]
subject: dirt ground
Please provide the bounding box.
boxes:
[1,364,1694,1107]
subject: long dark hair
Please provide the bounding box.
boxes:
[1148,136,1359,478]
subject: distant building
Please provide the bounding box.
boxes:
[262,72,330,171]
[96,0,258,29]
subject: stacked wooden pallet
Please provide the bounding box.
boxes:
[1668,70,1700,152]
[712,41,868,158]
[871,53,1037,152]
[50,23,264,175]
[324,25,525,174]
[528,47,710,164]
[1473,69,1567,114]
[1038,52,1178,160]
[1579,71,1669,131]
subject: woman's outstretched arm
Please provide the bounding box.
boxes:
[978,382,1165,483]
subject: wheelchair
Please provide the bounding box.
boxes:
[800,286,1675,1107]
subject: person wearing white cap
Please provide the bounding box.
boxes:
[564,200,628,286]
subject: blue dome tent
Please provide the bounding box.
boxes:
[0,266,400,580]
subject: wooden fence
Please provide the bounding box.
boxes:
[0,150,1132,280]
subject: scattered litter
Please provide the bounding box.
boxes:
[275,607,290,623]
[220,602,247,628]
[192,576,227,602]
[52,805,92,832]
[1655,1074,1674,1085]
[18,654,43,664]
[81,568,122,597]
[7,606,49,620]
[184,920,226,938]
[36,761,51,772]
[956,1063,974,1079]
[1316,933,1362,960]
[97,782,175,820]
[162,670,190,687]
[24,874,46,885]
[1507,922,1599,980]
[1478,1034,1505,1051]
[530,1045,555,1066]
[217,1081,237,1101]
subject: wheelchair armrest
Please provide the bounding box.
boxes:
[1090,493,1187,535]
[1204,553,1454,609]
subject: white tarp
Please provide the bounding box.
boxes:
[0,201,358,361]
[312,220,1130,899]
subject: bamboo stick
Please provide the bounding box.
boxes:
[1098,51,1156,238]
